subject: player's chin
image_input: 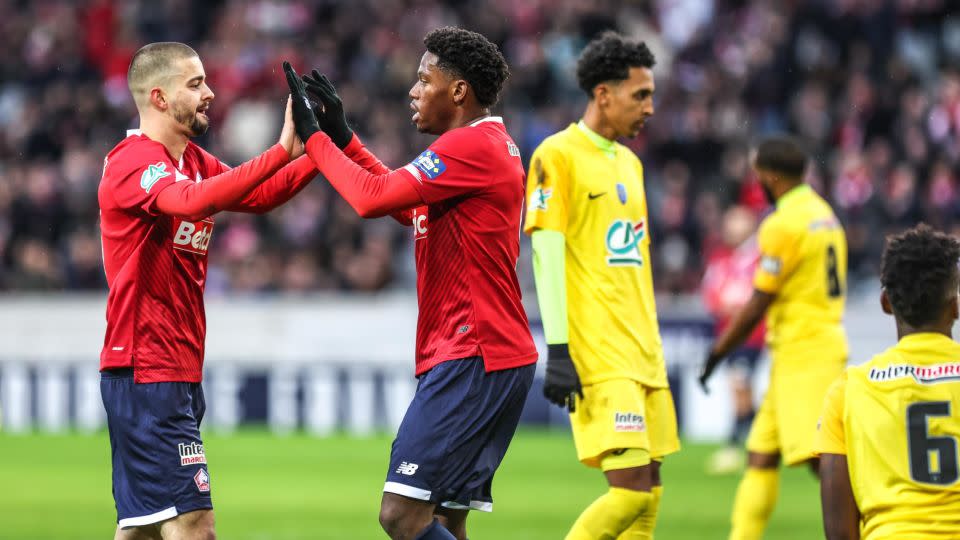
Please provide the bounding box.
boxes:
[189,118,210,137]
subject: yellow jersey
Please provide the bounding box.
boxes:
[524,124,666,388]
[753,184,848,366]
[816,333,960,539]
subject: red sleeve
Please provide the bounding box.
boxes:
[303,132,423,218]
[342,134,415,226]
[103,144,179,216]
[155,144,290,221]
[226,156,317,214]
[399,128,488,205]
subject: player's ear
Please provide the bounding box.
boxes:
[149,87,168,111]
[451,79,468,106]
[880,288,894,316]
[592,83,609,107]
[950,291,959,322]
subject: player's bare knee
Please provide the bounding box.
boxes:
[650,459,662,486]
[605,464,653,491]
[379,494,429,539]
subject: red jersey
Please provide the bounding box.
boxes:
[701,237,766,349]
[397,117,538,375]
[98,130,311,383]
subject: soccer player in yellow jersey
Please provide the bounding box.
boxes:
[816,224,960,540]
[524,32,680,540]
[699,136,848,540]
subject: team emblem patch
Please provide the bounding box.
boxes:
[605,219,645,266]
[411,150,446,180]
[140,162,170,193]
[617,183,628,204]
[528,187,553,212]
[193,468,210,492]
[614,412,645,432]
[760,255,782,275]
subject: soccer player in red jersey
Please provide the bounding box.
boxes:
[98,42,317,539]
[283,27,538,540]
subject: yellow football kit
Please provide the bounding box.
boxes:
[748,184,848,465]
[525,123,679,467]
[816,333,960,539]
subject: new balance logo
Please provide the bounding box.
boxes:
[396,462,419,476]
[179,442,207,466]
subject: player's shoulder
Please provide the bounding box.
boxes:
[104,131,174,180]
[531,124,582,158]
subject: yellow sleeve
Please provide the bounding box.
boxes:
[815,372,848,455]
[523,143,568,235]
[753,216,797,293]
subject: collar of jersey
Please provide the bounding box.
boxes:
[775,184,812,210]
[575,120,617,159]
[898,332,956,349]
[469,116,503,126]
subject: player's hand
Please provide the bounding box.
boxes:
[279,96,305,159]
[699,351,723,394]
[302,70,354,149]
[282,61,321,143]
[543,344,583,412]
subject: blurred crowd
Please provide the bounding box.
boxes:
[2,0,959,295]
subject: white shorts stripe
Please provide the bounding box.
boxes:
[383,481,431,501]
[440,500,494,513]
[118,506,178,529]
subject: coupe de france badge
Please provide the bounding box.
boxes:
[412,150,447,180]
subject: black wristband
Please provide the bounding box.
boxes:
[547,343,571,359]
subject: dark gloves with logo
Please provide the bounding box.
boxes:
[282,61,320,143]
[543,343,583,412]
[301,69,354,150]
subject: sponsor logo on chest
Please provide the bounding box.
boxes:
[179,441,207,466]
[173,218,214,255]
[614,412,646,432]
[605,219,645,266]
[412,208,428,241]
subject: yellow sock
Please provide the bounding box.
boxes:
[617,485,662,539]
[565,487,653,540]
[729,467,780,540]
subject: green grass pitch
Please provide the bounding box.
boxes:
[1,430,821,539]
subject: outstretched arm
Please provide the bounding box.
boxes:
[820,454,860,540]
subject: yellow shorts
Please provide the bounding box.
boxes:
[747,360,845,466]
[570,378,680,469]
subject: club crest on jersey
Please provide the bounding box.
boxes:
[411,150,446,180]
[140,162,171,193]
[614,412,645,432]
[173,218,214,255]
[605,219,645,266]
[528,187,552,212]
[760,255,782,275]
[617,183,628,204]
[179,442,206,466]
[193,468,210,493]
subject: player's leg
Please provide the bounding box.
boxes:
[379,492,446,540]
[729,386,781,540]
[434,506,469,540]
[114,524,162,540]
[618,386,680,539]
[157,509,216,539]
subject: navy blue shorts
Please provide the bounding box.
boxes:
[384,357,535,512]
[100,369,212,528]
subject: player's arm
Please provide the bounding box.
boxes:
[816,375,860,540]
[700,218,792,391]
[524,147,580,411]
[156,98,301,221]
[220,156,316,214]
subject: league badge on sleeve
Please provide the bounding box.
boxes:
[140,162,171,193]
[411,150,447,180]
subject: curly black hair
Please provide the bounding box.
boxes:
[881,223,960,327]
[754,136,808,181]
[576,31,655,97]
[424,27,509,108]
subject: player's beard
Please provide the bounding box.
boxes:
[172,100,209,137]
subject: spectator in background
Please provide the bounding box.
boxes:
[701,205,764,475]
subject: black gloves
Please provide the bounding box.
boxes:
[543,344,583,412]
[282,61,320,143]
[699,351,723,394]
[301,69,354,150]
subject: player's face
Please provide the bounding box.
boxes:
[409,52,455,135]
[603,67,655,139]
[169,56,214,137]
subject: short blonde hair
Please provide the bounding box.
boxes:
[127,42,198,108]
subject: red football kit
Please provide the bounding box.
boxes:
[98,130,315,383]
[307,117,538,375]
